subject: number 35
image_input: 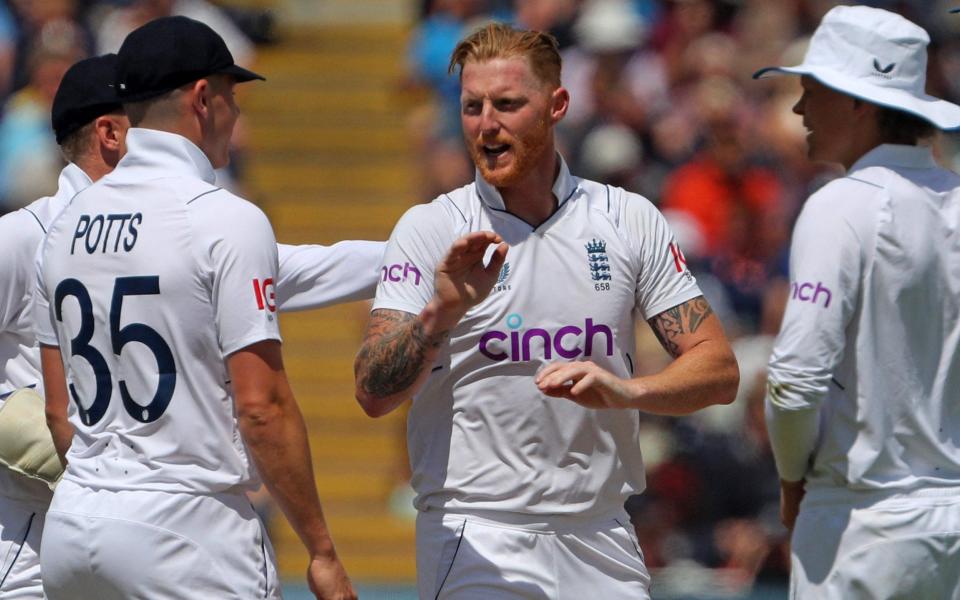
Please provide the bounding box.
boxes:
[54,276,177,426]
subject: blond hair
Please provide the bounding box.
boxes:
[448,23,561,88]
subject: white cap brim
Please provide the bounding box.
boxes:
[753,64,960,131]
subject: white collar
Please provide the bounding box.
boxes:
[850,143,937,173]
[474,153,578,212]
[57,162,93,200]
[115,128,217,184]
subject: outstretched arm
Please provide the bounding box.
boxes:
[537,295,739,414]
[355,231,507,417]
[275,241,385,312]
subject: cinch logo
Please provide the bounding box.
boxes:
[381,262,422,285]
[791,281,832,308]
[253,278,276,312]
[478,313,615,362]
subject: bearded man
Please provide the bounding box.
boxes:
[354,23,739,599]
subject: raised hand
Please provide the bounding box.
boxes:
[535,361,634,409]
[432,231,508,324]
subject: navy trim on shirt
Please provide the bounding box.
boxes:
[186,187,223,205]
[21,208,45,234]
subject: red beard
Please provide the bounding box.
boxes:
[468,116,551,188]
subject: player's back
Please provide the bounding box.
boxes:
[37,129,280,495]
[812,159,960,492]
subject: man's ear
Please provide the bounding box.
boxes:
[550,86,570,124]
[190,78,212,119]
[94,114,126,153]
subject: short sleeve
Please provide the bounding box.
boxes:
[371,202,456,315]
[275,240,385,312]
[192,193,282,355]
[624,192,702,319]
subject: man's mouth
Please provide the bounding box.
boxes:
[482,143,511,158]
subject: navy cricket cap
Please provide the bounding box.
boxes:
[115,16,264,103]
[51,54,122,144]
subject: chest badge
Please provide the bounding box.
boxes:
[493,261,512,293]
[585,238,611,290]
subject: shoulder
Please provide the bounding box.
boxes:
[423,183,478,224]
[395,184,477,231]
[187,188,276,256]
[0,210,42,276]
[0,204,45,241]
[801,175,884,225]
[187,187,269,225]
[576,178,662,228]
[19,194,69,233]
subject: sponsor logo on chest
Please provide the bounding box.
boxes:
[478,313,615,362]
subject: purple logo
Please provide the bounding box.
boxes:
[791,281,832,308]
[381,262,422,285]
[478,313,615,362]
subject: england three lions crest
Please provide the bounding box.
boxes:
[585,238,611,289]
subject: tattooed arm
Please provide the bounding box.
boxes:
[537,295,738,414]
[355,231,508,417]
[353,308,453,417]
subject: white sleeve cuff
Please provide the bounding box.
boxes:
[765,385,819,482]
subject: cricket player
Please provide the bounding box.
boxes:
[0,53,123,600]
[354,23,739,598]
[35,18,356,599]
[756,6,960,598]
[0,52,381,597]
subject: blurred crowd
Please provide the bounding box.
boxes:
[8,0,960,594]
[403,0,960,595]
[0,0,272,215]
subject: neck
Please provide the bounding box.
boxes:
[841,119,888,171]
[497,148,559,227]
[75,155,114,183]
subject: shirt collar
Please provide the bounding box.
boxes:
[57,163,93,200]
[116,128,217,184]
[850,143,937,174]
[475,153,577,211]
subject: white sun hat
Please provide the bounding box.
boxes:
[753,5,960,130]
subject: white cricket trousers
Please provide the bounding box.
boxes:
[0,494,44,599]
[416,509,651,599]
[40,479,281,600]
[790,488,960,599]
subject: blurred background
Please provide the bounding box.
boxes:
[5,0,960,598]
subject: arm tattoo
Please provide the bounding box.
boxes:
[647,295,714,358]
[356,309,448,397]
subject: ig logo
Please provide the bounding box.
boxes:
[252,278,276,312]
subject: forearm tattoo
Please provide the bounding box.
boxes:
[356,309,448,397]
[647,295,713,358]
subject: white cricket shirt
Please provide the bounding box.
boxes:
[36,128,280,494]
[0,164,88,507]
[767,144,960,498]
[373,156,701,517]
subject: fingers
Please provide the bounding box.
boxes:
[536,361,591,394]
[441,231,506,271]
[485,242,508,276]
